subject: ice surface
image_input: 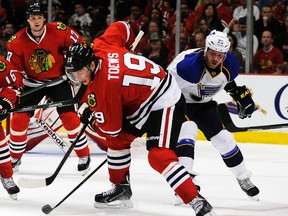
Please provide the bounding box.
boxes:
[1,139,288,216]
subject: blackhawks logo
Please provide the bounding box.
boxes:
[29,49,55,74]
[0,60,6,72]
[56,22,67,31]
[88,93,97,108]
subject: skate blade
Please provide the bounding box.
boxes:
[174,194,185,206]
[79,167,90,176]
[13,166,19,173]
[9,194,17,200]
[248,194,259,201]
[94,200,134,209]
[204,210,218,216]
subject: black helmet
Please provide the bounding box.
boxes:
[26,1,46,16]
[65,43,95,73]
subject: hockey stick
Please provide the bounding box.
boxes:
[18,116,91,188]
[20,75,68,98]
[218,103,288,132]
[42,159,107,214]
[130,30,144,52]
[36,118,69,153]
[0,98,77,115]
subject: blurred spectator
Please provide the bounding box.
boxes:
[209,0,233,26]
[0,32,10,57]
[88,4,109,39]
[224,17,259,62]
[168,1,196,35]
[68,2,92,35]
[194,16,211,36]
[143,32,169,71]
[191,30,206,48]
[0,7,8,33]
[228,32,244,72]
[51,3,61,22]
[253,30,284,74]
[254,4,285,50]
[200,3,224,31]
[2,22,16,37]
[10,0,27,29]
[194,0,233,27]
[144,0,173,23]
[279,13,288,73]
[137,19,163,55]
[123,3,148,35]
[233,0,260,21]
[166,23,190,63]
[272,0,284,22]
[141,7,169,39]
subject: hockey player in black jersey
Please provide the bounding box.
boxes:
[168,30,260,201]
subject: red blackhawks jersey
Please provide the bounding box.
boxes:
[6,22,83,87]
[86,21,181,137]
[0,56,23,107]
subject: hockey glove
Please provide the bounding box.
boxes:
[228,86,255,119]
[0,98,13,121]
[80,107,95,128]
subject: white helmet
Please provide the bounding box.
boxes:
[204,30,230,54]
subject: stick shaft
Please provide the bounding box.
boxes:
[20,75,67,98]
[218,103,288,132]
[53,159,107,209]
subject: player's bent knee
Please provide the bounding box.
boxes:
[11,112,31,131]
[178,121,198,141]
[210,129,237,154]
[148,147,178,173]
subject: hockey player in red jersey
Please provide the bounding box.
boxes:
[0,56,22,199]
[6,1,90,175]
[64,21,217,216]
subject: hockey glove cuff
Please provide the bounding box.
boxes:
[0,97,13,121]
[228,86,255,119]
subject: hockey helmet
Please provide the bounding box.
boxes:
[26,1,46,16]
[65,43,95,75]
[204,30,230,54]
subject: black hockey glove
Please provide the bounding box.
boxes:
[228,86,255,119]
[80,107,95,128]
[0,98,12,121]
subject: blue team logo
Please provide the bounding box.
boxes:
[275,84,288,120]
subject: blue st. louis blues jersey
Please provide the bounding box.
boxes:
[168,48,239,103]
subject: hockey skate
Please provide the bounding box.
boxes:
[175,173,201,206]
[12,158,21,173]
[237,171,260,201]
[1,176,20,200]
[190,193,217,216]
[94,175,133,209]
[78,155,91,175]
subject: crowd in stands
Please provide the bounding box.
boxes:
[0,0,288,74]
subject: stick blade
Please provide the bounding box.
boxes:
[18,177,47,188]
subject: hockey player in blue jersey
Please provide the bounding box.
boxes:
[168,30,260,201]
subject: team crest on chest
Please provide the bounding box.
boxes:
[0,60,6,72]
[29,49,56,74]
[88,93,97,108]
